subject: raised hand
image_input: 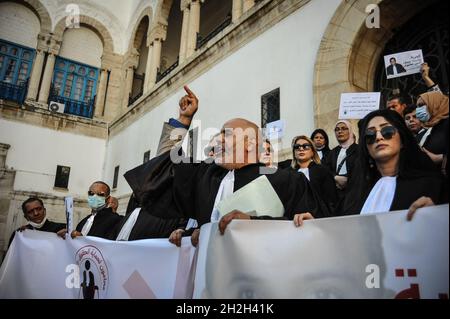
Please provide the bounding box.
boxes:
[178,85,198,127]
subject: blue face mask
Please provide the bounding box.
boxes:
[416,105,431,123]
[88,195,106,210]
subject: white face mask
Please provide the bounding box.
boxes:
[28,216,47,229]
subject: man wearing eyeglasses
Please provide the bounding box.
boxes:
[58,181,122,240]
[8,197,66,247]
[122,85,331,248]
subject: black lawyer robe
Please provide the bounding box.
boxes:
[110,152,189,240]
[76,207,122,240]
[167,158,331,226]
[340,172,447,215]
[8,219,66,247]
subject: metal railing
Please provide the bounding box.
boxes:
[196,14,232,50]
[0,79,29,105]
[156,57,180,83]
[48,84,95,119]
[128,91,143,106]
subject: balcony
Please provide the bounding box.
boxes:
[0,79,28,105]
[196,14,232,50]
[49,84,95,119]
[156,57,179,83]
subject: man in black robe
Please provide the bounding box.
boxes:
[8,197,66,247]
[120,86,330,246]
[58,181,122,240]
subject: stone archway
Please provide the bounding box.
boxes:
[53,15,115,54]
[128,7,153,53]
[313,0,438,138]
[0,0,52,34]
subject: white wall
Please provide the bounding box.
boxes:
[104,0,342,196]
[0,119,106,197]
[59,27,103,67]
[0,2,40,48]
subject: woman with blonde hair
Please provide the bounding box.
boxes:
[290,135,337,213]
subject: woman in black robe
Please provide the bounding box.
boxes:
[340,109,446,216]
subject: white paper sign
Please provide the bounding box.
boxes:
[384,49,424,79]
[339,92,381,119]
[216,175,285,218]
[65,196,74,233]
[265,119,285,139]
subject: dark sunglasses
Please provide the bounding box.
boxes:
[365,126,397,145]
[293,143,313,150]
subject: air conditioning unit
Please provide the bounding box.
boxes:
[48,101,65,113]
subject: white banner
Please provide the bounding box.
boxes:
[195,205,449,299]
[1,205,448,299]
[0,232,196,299]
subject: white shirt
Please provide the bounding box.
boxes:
[360,176,397,215]
[336,148,347,175]
[317,150,324,160]
[210,170,235,222]
[81,213,96,236]
[298,168,310,181]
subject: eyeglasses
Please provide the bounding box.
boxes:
[335,126,349,132]
[365,126,397,145]
[293,143,313,150]
[88,191,107,197]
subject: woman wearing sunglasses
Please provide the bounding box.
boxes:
[290,135,338,214]
[340,109,446,217]
[294,109,446,226]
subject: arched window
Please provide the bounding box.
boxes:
[50,26,103,118]
[0,39,34,104]
[51,57,99,118]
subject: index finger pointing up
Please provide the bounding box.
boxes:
[184,85,197,99]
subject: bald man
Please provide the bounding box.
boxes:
[119,86,330,244]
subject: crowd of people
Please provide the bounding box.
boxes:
[6,64,448,255]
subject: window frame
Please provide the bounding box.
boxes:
[54,165,71,189]
[0,39,35,86]
[261,88,281,128]
[113,165,120,189]
[52,56,99,103]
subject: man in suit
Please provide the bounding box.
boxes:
[386,57,406,76]
[58,181,122,240]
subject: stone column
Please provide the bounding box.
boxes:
[232,0,243,23]
[38,52,56,103]
[148,39,162,87]
[147,22,167,89]
[186,0,201,58]
[122,49,139,109]
[179,0,191,64]
[143,43,153,94]
[94,68,108,117]
[122,66,135,109]
[243,0,255,12]
[26,49,45,100]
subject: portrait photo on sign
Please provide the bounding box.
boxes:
[384,49,424,79]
